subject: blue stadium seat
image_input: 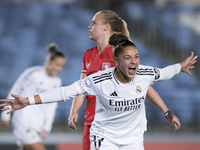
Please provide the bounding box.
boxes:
[123,1,144,21]
[24,1,45,27]
[143,2,159,29]
[175,24,193,50]
[158,7,178,40]
[193,34,200,56]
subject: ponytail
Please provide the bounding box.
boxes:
[47,43,65,62]
[99,10,131,41]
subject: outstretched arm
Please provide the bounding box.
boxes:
[146,86,181,131]
[155,51,197,82]
[0,94,42,114]
[0,80,86,113]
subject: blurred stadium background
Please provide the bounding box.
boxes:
[0,0,200,149]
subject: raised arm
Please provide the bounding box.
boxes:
[155,51,197,82]
[146,86,181,131]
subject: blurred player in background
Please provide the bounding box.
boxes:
[1,43,66,150]
[67,10,197,150]
[0,33,197,150]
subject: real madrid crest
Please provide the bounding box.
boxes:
[136,85,142,94]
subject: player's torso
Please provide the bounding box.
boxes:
[93,71,149,122]
[89,68,151,144]
[12,67,60,129]
[21,67,60,96]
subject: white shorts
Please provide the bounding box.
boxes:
[90,135,144,150]
[13,127,42,146]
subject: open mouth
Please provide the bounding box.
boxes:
[128,66,136,75]
[128,66,136,71]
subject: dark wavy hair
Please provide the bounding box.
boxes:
[109,33,137,58]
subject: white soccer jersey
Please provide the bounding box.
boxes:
[39,63,181,145]
[1,66,61,133]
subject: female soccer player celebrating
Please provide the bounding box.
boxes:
[68,10,197,150]
[0,33,197,150]
[1,43,66,150]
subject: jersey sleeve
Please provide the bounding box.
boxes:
[81,52,87,73]
[39,76,96,104]
[153,63,181,82]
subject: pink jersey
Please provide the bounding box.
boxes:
[82,44,115,125]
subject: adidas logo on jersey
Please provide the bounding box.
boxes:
[110,91,118,96]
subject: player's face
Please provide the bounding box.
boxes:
[114,46,139,83]
[88,12,106,41]
[46,57,66,76]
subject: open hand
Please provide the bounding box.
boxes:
[180,51,198,76]
[0,94,29,114]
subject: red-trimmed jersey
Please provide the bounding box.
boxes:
[82,44,115,125]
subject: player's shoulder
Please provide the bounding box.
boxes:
[89,67,114,84]
[23,66,43,78]
[85,46,97,54]
[136,64,155,76]
[25,66,43,72]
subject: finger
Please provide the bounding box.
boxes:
[0,99,9,103]
[68,117,72,124]
[174,123,180,131]
[11,93,19,99]
[173,120,181,131]
[187,71,192,76]
[190,51,194,57]
[172,122,177,131]
[70,121,77,130]
[1,107,10,111]
[0,102,10,107]
[191,58,197,64]
[7,109,15,114]
[68,119,74,127]
[190,66,194,69]
[74,117,77,122]
[186,51,194,61]
[69,124,76,130]
[174,125,178,131]
[193,55,198,60]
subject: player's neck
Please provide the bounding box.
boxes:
[96,38,109,54]
[114,67,132,83]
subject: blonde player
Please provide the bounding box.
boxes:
[1,43,66,150]
[0,33,197,150]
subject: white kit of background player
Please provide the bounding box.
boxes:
[1,66,60,145]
